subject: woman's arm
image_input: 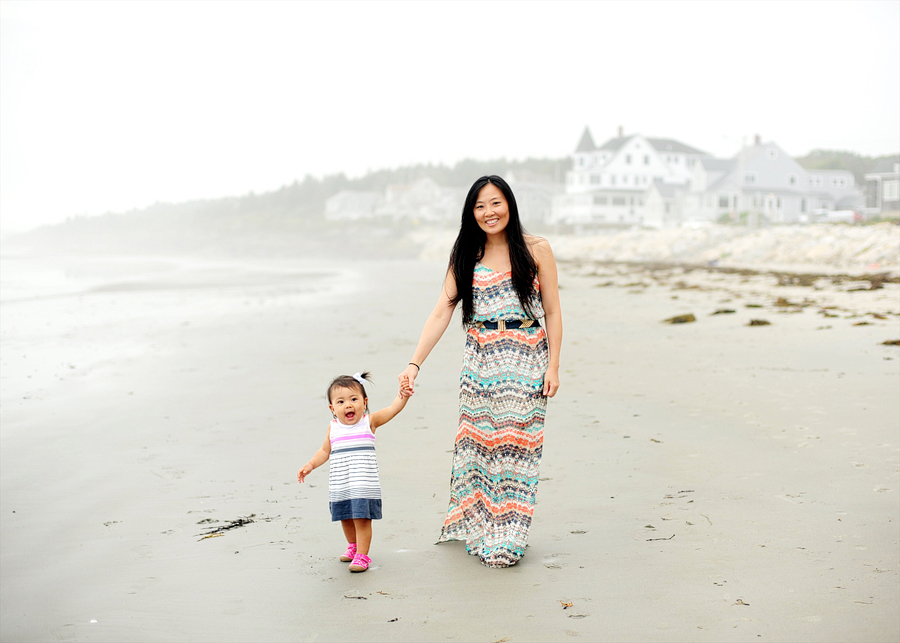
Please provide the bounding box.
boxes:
[398,270,458,394]
[531,238,562,397]
[297,430,332,483]
[369,391,409,432]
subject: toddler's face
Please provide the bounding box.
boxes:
[329,385,367,425]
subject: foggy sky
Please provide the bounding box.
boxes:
[1,0,898,233]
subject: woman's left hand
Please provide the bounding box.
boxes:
[543,367,560,398]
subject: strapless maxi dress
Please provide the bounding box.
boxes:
[438,263,549,567]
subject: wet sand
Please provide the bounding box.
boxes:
[1,253,898,642]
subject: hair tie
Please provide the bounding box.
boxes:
[352,372,366,385]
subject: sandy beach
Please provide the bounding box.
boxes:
[1,235,898,642]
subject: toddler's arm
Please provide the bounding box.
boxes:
[297,431,331,483]
[369,389,410,432]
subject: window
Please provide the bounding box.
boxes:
[884,180,900,200]
[665,203,671,213]
[718,195,730,208]
[839,177,847,187]
[789,174,797,186]
[593,195,608,205]
[776,197,782,208]
[626,154,632,164]
[687,158,695,167]
[630,197,635,205]
[801,198,807,213]
[610,175,616,186]
[590,174,601,185]
[638,198,644,206]
[612,196,627,205]
[744,173,757,184]
[832,178,839,187]
[623,176,628,184]
[644,155,650,165]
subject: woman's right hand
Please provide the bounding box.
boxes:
[399,364,419,395]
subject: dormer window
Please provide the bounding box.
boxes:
[626,154,632,164]
[644,155,650,165]
[789,174,797,186]
[744,172,757,184]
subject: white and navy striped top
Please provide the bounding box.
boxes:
[328,415,381,502]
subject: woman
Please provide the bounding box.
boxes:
[399,175,562,567]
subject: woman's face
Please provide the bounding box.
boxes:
[473,183,509,237]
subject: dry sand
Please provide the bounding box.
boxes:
[1,250,898,642]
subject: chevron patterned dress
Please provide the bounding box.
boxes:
[438,262,549,567]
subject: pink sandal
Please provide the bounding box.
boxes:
[349,554,371,572]
[340,543,357,562]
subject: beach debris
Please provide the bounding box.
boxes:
[567,613,588,619]
[870,313,888,319]
[650,438,662,443]
[745,303,763,308]
[570,530,587,534]
[663,314,696,324]
[644,524,655,529]
[647,534,676,541]
[388,618,399,623]
[882,340,900,346]
[343,592,368,600]
[853,321,873,326]
[377,591,391,595]
[734,599,750,606]
[196,514,278,540]
[559,601,573,609]
[544,563,563,569]
[103,521,119,527]
[819,310,839,318]
[711,309,736,315]
[748,319,771,326]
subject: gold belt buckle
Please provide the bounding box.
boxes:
[498,320,506,331]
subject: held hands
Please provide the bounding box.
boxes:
[398,364,419,396]
[297,463,313,484]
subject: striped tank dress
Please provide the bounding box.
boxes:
[328,415,382,521]
[438,262,549,567]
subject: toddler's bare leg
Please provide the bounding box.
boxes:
[353,519,372,555]
[341,519,356,544]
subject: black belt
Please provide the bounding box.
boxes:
[473,319,538,330]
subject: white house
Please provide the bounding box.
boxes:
[863,161,900,217]
[553,127,863,228]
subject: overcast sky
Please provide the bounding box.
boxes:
[1,0,898,232]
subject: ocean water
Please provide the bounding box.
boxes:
[0,252,358,412]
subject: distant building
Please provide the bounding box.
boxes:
[864,160,900,217]
[552,128,864,228]
[324,190,381,221]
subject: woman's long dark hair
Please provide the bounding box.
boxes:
[448,175,538,325]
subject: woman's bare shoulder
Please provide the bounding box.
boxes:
[525,235,553,259]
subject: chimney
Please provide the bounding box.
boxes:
[754,134,761,146]
[618,125,624,138]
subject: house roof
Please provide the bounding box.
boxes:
[870,156,900,173]
[576,127,596,152]
[594,135,709,156]
[646,138,709,156]
[701,158,735,172]
[653,179,679,198]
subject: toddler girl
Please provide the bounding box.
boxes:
[297,372,409,572]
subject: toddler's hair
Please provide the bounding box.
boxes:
[326,372,371,403]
